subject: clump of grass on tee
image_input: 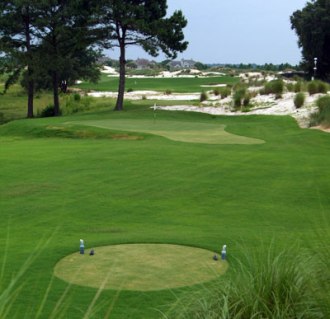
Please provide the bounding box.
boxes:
[165,244,323,319]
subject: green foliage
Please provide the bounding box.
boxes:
[307,80,329,95]
[127,88,134,93]
[264,79,284,98]
[232,85,247,109]
[294,80,304,92]
[167,245,324,319]
[200,91,208,102]
[294,92,305,108]
[291,0,330,80]
[61,95,92,115]
[39,104,58,117]
[220,87,231,99]
[310,95,330,127]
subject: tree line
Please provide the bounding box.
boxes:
[0,0,188,117]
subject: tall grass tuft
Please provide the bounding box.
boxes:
[307,80,329,95]
[165,244,324,319]
[294,92,305,108]
[310,95,330,127]
[264,80,284,98]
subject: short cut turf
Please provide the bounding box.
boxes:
[73,119,264,144]
[54,244,228,291]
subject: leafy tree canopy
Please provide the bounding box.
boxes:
[291,0,330,80]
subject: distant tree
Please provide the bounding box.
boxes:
[291,0,330,80]
[195,62,208,70]
[0,0,38,117]
[32,0,103,116]
[99,0,188,111]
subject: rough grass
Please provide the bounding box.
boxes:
[54,244,228,291]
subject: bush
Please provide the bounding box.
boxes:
[286,83,295,92]
[220,87,231,99]
[127,88,133,93]
[308,81,318,95]
[40,105,59,117]
[167,245,325,319]
[308,80,328,95]
[294,92,305,108]
[233,87,246,109]
[213,88,220,96]
[310,95,330,127]
[200,91,208,102]
[264,79,284,98]
[317,80,328,94]
[294,81,304,93]
[165,89,172,95]
[73,93,81,101]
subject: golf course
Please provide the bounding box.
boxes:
[1,92,330,317]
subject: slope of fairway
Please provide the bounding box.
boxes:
[0,109,329,319]
[54,244,227,291]
[73,119,264,144]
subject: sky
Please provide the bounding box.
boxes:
[106,0,308,65]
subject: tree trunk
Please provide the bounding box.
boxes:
[114,41,126,111]
[27,67,34,118]
[52,71,60,116]
[23,6,34,118]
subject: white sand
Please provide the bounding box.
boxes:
[87,90,200,101]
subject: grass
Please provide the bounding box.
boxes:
[72,119,264,144]
[54,244,228,291]
[0,85,330,317]
[76,74,238,93]
[165,243,326,319]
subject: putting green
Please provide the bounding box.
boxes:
[54,244,228,291]
[72,119,264,144]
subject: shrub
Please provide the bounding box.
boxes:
[73,93,81,101]
[243,94,250,107]
[294,92,305,108]
[307,80,328,95]
[167,245,324,319]
[286,82,294,92]
[200,91,208,102]
[316,80,328,94]
[233,87,246,109]
[213,88,220,96]
[220,87,231,99]
[141,95,147,100]
[308,81,318,95]
[40,105,58,117]
[294,81,304,93]
[264,79,284,98]
[127,88,133,93]
[165,89,172,95]
[310,95,330,127]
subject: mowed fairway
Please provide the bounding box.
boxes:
[0,108,329,318]
[76,74,238,92]
[73,119,264,144]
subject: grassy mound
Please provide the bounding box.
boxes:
[74,119,264,144]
